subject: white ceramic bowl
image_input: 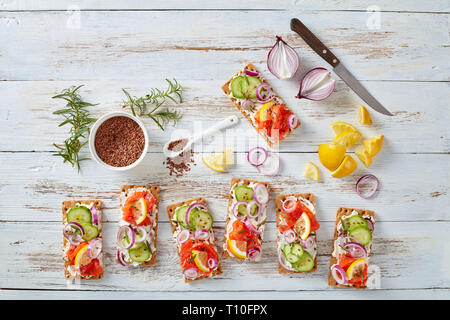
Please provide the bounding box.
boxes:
[88,111,149,171]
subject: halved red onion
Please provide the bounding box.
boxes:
[87,238,102,259]
[133,226,147,243]
[256,83,274,102]
[185,202,207,226]
[90,206,99,225]
[247,147,268,167]
[194,229,210,240]
[177,229,190,244]
[356,174,380,199]
[184,268,199,280]
[365,218,374,232]
[244,218,261,235]
[301,236,315,249]
[232,201,248,220]
[254,183,269,204]
[256,151,280,176]
[246,201,261,219]
[245,69,259,77]
[267,36,299,80]
[282,196,297,213]
[344,242,367,259]
[207,257,218,270]
[331,264,347,285]
[296,67,336,101]
[117,225,135,250]
[117,249,127,266]
[287,114,298,129]
[241,99,255,111]
[247,247,261,261]
[282,229,297,243]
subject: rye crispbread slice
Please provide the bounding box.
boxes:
[328,207,376,289]
[275,193,318,274]
[62,200,103,280]
[166,197,222,283]
[221,63,300,148]
[117,185,160,266]
[222,178,270,260]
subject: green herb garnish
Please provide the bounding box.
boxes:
[52,85,97,171]
[188,253,197,263]
[281,212,291,220]
[340,218,347,231]
[122,79,182,130]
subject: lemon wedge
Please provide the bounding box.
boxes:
[358,105,373,125]
[202,149,234,172]
[331,154,357,178]
[133,197,148,225]
[259,101,275,121]
[330,122,358,136]
[333,131,362,148]
[363,135,384,157]
[346,258,367,279]
[294,213,311,240]
[74,243,90,268]
[355,148,372,168]
[318,144,346,171]
[303,161,320,181]
[192,250,210,273]
[227,240,247,259]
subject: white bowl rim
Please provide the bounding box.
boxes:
[88,111,149,171]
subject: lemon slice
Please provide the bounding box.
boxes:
[363,135,384,157]
[333,131,362,148]
[358,105,373,125]
[303,161,320,181]
[331,154,357,178]
[227,240,247,259]
[330,122,358,136]
[294,213,311,240]
[355,148,372,168]
[192,250,210,273]
[202,149,234,172]
[346,258,367,280]
[132,197,148,225]
[318,144,346,171]
[74,243,90,268]
[259,101,275,121]
[222,149,235,166]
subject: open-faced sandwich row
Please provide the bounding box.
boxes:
[62,181,374,288]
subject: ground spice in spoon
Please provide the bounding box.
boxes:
[163,137,195,177]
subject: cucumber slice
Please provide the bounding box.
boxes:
[285,253,300,264]
[190,210,213,231]
[176,205,190,228]
[237,202,247,216]
[230,76,245,99]
[349,226,372,246]
[80,223,99,241]
[245,76,262,99]
[234,185,254,202]
[247,202,259,217]
[292,251,314,272]
[129,241,152,263]
[67,205,92,224]
[282,244,292,257]
[346,215,369,232]
[291,243,304,257]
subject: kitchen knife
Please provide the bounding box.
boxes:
[290,18,393,116]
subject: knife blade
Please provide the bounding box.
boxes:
[290,18,393,116]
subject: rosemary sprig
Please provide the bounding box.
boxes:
[122,78,182,130]
[52,85,97,171]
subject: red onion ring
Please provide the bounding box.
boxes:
[278,250,296,271]
[64,222,85,238]
[241,99,255,111]
[177,229,190,244]
[194,229,210,241]
[207,257,218,269]
[185,202,207,226]
[356,174,380,199]
[282,229,297,243]
[365,218,374,232]
[247,147,268,167]
[256,151,280,176]
[90,206,99,225]
[87,238,102,259]
[184,268,199,280]
[232,201,248,220]
[296,67,336,101]
[343,242,367,259]
[245,69,259,77]
[66,234,83,246]
[282,196,297,214]
[301,236,315,249]
[117,225,135,250]
[253,183,269,204]
[331,264,347,285]
[256,83,274,102]
[247,247,261,260]
[246,200,261,219]
[117,249,127,266]
[244,218,261,235]
[133,226,147,243]
[287,114,298,129]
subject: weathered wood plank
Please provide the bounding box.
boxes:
[0,80,448,153]
[0,11,448,81]
[1,221,448,291]
[0,152,448,223]
[2,0,449,12]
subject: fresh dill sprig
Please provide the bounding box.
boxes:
[52,85,97,172]
[122,78,182,130]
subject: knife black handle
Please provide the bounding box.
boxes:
[290,18,340,67]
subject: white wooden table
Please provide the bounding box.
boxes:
[0,1,449,300]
